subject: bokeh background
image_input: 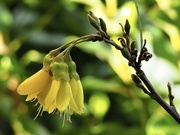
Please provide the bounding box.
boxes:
[0,0,180,134]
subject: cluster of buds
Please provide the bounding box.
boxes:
[17,47,84,123]
[87,11,110,41]
[87,11,152,69]
[118,20,152,69]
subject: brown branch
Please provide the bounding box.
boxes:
[104,35,180,123]
[99,34,180,124]
[136,70,180,124]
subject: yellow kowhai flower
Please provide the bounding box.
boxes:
[17,52,84,123]
[47,55,83,121]
[64,54,84,114]
[69,78,84,114]
[17,51,56,102]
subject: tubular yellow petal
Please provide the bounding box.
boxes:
[17,69,51,95]
[69,87,82,114]
[44,79,60,109]
[37,80,52,109]
[69,78,84,113]
[69,78,81,114]
[69,95,81,114]
[75,80,84,112]
[56,80,71,112]
[69,78,78,98]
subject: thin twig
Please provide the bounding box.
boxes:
[167,82,175,106]
[103,38,122,50]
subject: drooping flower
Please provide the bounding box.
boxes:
[46,55,83,122]
[64,54,84,114]
[17,51,84,123]
[17,50,56,101]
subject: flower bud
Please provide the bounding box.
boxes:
[120,48,131,60]
[131,74,142,84]
[124,19,130,35]
[99,18,107,33]
[87,14,100,31]
[130,41,137,51]
[89,11,99,22]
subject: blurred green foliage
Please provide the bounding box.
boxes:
[0,0,180,135]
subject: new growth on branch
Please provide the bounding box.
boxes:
[87,11,180,124]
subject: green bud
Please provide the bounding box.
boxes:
[99,18,107,33]
[89,11,99,22]
[124,19,130,35]
[130,41,137,51]
[120,48,131,60]
[131,74,142,84]
[131,74,151,95]
[87,14,100,30]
